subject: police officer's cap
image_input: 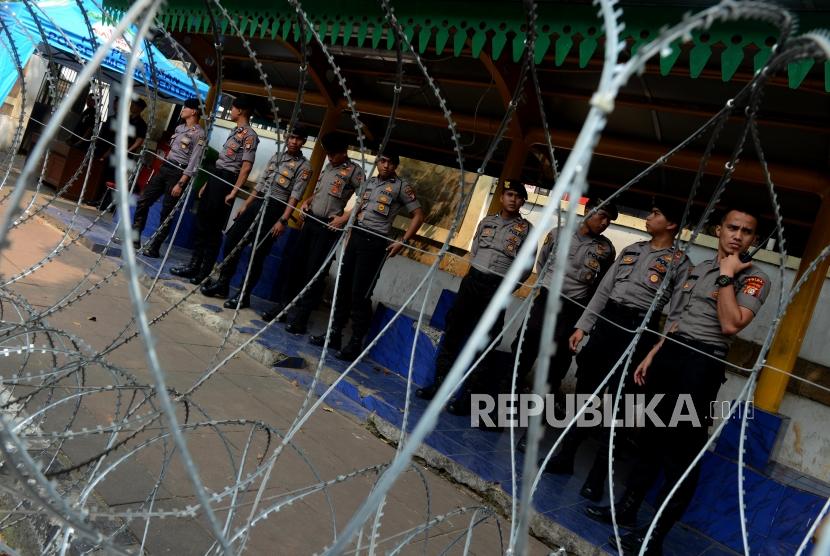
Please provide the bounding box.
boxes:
[231,95,254,112]
[320,132,350,154]
[286,123,309,139]
[183,98,202,113]
[586,197,618,220]
[377,150,400,165]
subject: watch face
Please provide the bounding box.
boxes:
[717,275,733,287]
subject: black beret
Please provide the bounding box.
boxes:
[286,122,308,138]
[652,198,687,227]
[231,95,253,111]
[377,150,400,165]
[183,98,201,112]
[503,180,528,200]
[586,197,619,220]
[320,132,350,153]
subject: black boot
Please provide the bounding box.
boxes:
[584,488,643,528]
[539,450,575,475]
[446,390,471,416]
[285,322,307,334]
[613,525,666,556]
[223,290,250,309]
[200,277,230,298]
[336,337,363,361]
[189,259,213,285]
[580,453,609,502]
[171,253,202,278]
[261,303,286,323]
[310,332,341,351]
[415,374,446,400]
[142,238,162,259]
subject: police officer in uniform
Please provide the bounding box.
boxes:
[133,98,206,258]
[416,181,533,402]
[171,96,258,284]
[586,207,771,555]
[309,151,425,361]
[508,198,617,409]
[259,132,365,325]
[542,201,691,502]
[199,124,312,308]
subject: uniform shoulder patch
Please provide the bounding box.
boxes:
[741,275,766,298]
[404,184,416,201]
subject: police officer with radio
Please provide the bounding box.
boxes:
[542,201,691,502]
[308,150,424,361]
[171,96,258,284]
[586,206,771,555]
[199,124,312,308]
[134,98,206,258]
[416,181,533,402]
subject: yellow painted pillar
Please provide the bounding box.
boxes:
[755,194,830,412]
[487,139,528,214]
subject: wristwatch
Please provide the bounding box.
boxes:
[279,217,288,225]
[716,274,734,287]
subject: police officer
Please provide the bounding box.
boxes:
[542,201,691,503]
[416,181,532,402]
[259,131,365,325]
[171,95,259,283]
[199,124,312,308]
[133,98,206,258]
[509,198,617,406]
[308,151,425,361]
[586,206,771,555]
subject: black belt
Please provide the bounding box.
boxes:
[353,225,389,244]
[165,159,187,170]
[603,300,657,322]
[468,267,504,287]
[668,333,727,358]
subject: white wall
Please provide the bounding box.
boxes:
[0,56,46,152]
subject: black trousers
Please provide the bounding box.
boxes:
[133,163,184,245]
[330,227,389,342]
[511,288,589,393]
[623,336,726,536]
[285,216,342,327]
[217,197,282,291]
[433,268,507,389]
[558,302,660,474]
[192,168,238,265]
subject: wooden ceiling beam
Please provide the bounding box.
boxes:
[220,81,827,196]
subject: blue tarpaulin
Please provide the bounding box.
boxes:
[0,0,208,104]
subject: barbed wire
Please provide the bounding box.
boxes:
[0,0,828,555]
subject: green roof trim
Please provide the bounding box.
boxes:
[103,0,830,91]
